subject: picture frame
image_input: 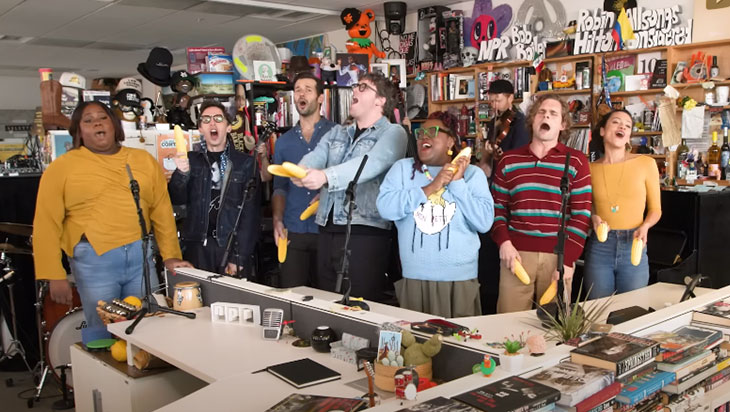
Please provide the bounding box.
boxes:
[253,60,277,81]
[369,63,389,77]
[453,74,475,99]
[335,53,369,87]
[382,58,407,89]
[49,131,73,161]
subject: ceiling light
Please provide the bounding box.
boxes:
[209,0,339,16]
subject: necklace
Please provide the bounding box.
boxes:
[601,160,626,213]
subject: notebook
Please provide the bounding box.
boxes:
[266,358,341,389]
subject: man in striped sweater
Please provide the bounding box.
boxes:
[491,94,592,313]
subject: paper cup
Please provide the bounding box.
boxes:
[717,86,729,105]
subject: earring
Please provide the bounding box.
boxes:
[447,148,453,156]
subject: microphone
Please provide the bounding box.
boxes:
[560,152,571,194]
[344,155,369,207]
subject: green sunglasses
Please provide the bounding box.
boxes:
[414,125,453,140]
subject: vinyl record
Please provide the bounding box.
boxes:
[231,34,281,81]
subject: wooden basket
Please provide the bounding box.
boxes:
[374,360,432,392]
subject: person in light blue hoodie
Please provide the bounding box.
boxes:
[377,111,494,317]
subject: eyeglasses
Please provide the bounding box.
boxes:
[351,82,378,93]
[200,114,225,124]
[414,126,453,140]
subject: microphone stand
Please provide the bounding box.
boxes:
[219,152,258,279]
[336,155,369,311]
[125,165,194,337]
[554,153,572,316]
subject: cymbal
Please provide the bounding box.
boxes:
[0,222,33,237]
[0,243,32,255]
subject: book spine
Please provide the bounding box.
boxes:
[616,346,660,375]
[585,400,613,412]
[575,383,621,412]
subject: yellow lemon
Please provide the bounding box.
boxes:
[123,296,142,309]
[110,340,127,362]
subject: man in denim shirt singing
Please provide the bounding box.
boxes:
[272,73,336,287]
[294,73,407,301]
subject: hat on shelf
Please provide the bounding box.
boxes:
[137,47,173,86]
[116,77,143,94]
[113,89,142,108]
[59,72,86,89]
[488,79,514,95]
[170,70,194,94]
[288,56,313,74]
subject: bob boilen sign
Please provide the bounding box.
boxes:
[477,24,545,62]
[574,5,692,54]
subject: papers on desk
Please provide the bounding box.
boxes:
[265,358,341,389]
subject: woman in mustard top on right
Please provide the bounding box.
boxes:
[584,109,662,299]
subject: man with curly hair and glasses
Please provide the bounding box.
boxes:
[293,73,407,302]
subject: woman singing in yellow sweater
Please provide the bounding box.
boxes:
[584,109,661,298]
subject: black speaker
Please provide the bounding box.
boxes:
[384,2,407,35]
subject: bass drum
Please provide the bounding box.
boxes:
[46,309,85,388]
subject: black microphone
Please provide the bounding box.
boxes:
[343,155,369,207]
[560,152,571,194]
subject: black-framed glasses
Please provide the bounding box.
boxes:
[351,82,378,93]
[415,126,452,140]
[200,114,225,124]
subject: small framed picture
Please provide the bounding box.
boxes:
[370,63,389,77]
[454,75,475,99]
[253,60,277,81]
[382,58,407,89]
[49,131,73,161]
[336,53,369,87]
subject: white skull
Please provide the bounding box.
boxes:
[461,47,478,67]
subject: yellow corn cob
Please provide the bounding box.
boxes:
[281,162,307,178]
[452,147,472,163]
[267,164,295,178]
[512,258,530,285]
[539,280,558,305]
[631,238,643,266]
[278,230,288,263]
[299,200,319,221]
[173,125,188,158]
[596,222,609,243]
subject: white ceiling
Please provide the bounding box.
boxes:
[0,0,445,79]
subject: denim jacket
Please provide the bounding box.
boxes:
[300,116,407,229]
[168,147,261,263]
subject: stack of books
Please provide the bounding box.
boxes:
[451,376,561,412]
[529,362,616,412]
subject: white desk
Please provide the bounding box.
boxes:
[85,275,724,412]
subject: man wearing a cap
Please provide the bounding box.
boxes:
[272,73,336,288]
[292,73,407,302]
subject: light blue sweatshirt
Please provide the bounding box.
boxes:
[377,158,494,282]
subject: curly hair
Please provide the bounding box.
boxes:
[589,109,634,157]
[359,72,398,117]
[525,94,572,143]
[69,101,125,149]
[410,111,459,179]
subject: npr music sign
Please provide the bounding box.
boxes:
[477,25,546,63]
[574,6,693,54]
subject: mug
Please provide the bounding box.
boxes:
[173,281,203,311]
[717,86,729,105]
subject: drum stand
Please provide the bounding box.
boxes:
[0,255,33,375]
[29,282,52,407]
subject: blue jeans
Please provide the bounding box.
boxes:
[584,229,649,299]
[69,239,157,344]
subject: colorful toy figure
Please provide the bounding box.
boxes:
[472,354,496,376]
[340,8,385,62]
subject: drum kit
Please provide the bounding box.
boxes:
[0,222,80,409]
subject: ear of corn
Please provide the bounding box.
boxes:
[596,222,609,243]
[174,125,188,158]
[631,238,643,266]
[452,147,472,164]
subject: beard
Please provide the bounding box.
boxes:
[297,100,318,117]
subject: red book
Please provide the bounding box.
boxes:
[570,382,622,412]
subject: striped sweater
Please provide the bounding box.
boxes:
[491,143,592,266]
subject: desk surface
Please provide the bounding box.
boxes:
[105,276,723,412]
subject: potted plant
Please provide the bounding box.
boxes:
[537,281,614,346]
[499,333,526,372]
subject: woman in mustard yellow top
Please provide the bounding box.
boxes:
[584,109,661,299]
[33,101,192,344]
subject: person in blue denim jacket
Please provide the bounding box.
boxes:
[293,73,407,301]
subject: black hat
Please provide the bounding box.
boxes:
[488,79,514,95]
[340,8,361,30]
[137,47,172,86]
[113,89,141,108]
[171,70,194,93]
[289,56,313,74]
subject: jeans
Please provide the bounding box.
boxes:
[584,229,649,299]
[69,239,157,344]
